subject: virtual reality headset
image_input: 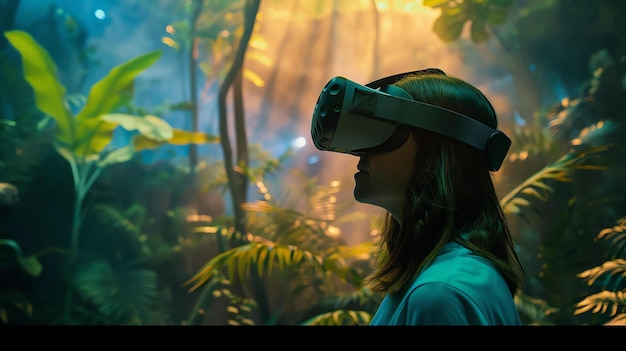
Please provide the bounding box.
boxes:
[310,70,511,172]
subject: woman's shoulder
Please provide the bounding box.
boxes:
[415,240,504,290]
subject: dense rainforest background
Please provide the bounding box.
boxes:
[1,0,625,325]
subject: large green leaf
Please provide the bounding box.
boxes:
[73,258,158,324]
[0,290,33,324]
[101,114,173,141]
[69,113,174,157]
[0,239,42,277]
[3,30,75,145]
[76,50,162,122]
[424,0,515,43]
[432,9,467,43]
[74,118,118,156]
[132,129,220,151]
[97,145,135,168]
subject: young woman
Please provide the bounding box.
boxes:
[319,68,525,325]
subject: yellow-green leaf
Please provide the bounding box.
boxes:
[243,68,265,87]
[54,144,77,165]
[98,145,135,168]
[4,30,75,145]
[74,118,118,156]
[77,50,162,122]
[20,256,43,277]
[486,8,509,25]
[102,114,173,141]
[168,129,220,145]
[422,0,451,8]
[469,20,489,43]
[131,128,219,151]
[432,11,467,43]
[245,50,272,67]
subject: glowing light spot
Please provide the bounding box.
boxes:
[186,214,212,222]
[579,127,589,137]
[518,150,528,160]
[326,225,341,238]
[291,136,306,149]
[166,24,175,34]
[330,180,340,187]
[307,155,319,165]
[161,37,176,47]
[193,226,218,234]
[513,112,526,126]
[94,9,106,20]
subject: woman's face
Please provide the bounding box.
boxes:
[354,132,417,220]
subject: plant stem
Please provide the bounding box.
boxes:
[62,160,98,323]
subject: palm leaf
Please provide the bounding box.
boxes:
[301,309,372,326]
[514,292,559,325]
[73,257,158,324]
[499,145,608,220]
[0,290,33,324]
[184,241,323,292]
[242,200,336,249]
[605,313,626,325]
[322,242,377,284]
[596,217,626,259]
[573,290,626,318]
[295,287,382,324]
[577,259,626,289]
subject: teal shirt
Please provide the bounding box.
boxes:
[370,238,521,325]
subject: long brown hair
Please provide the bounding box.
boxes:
[364,71,525,296]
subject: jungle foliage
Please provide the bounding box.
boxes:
[0,0,625,325]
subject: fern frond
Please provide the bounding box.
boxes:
[500,145,608,218]
[184,241,323,292]
[576,259,626,287]
[605,313,626,325]
[514,292,559,325]
[574,290,626,317]
[0,289,33,324]
[93,204,143,236]
[322,242,376,283]
[74,257,159,324]
[298,287,382,323]
[242,199,342,251]
[596,217,626,258]
[301,309,372,326]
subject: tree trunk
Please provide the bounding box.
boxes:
[219,0,267,325]
[188,0,203,171]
